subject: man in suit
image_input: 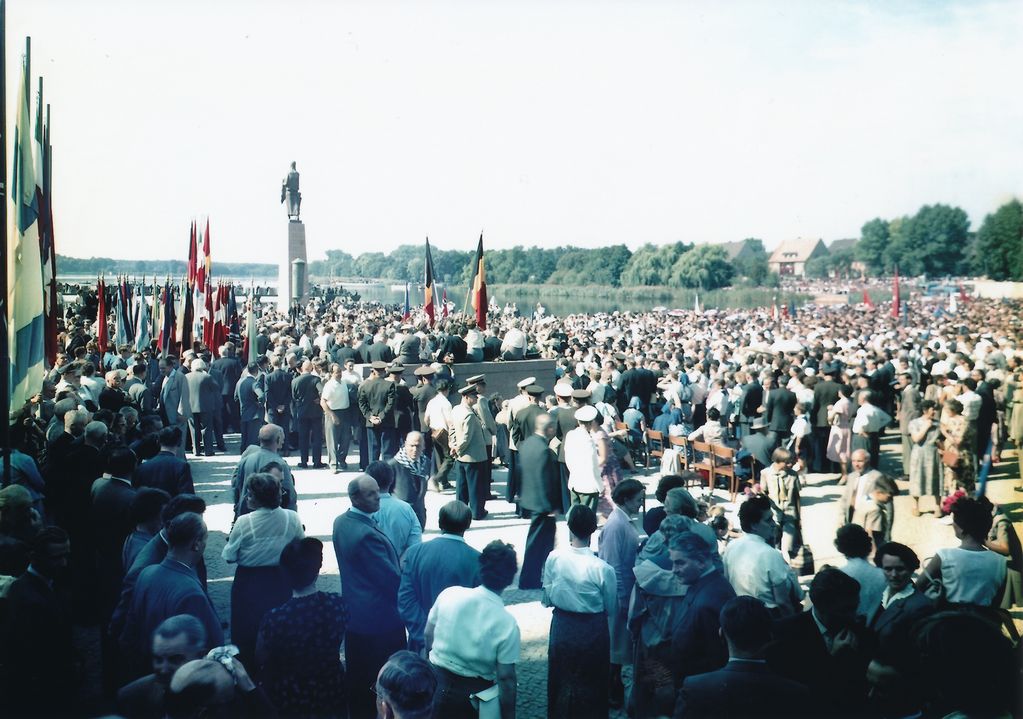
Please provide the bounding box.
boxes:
[551,384,578,513]
[119,512,224,681]
[333,474,406,719]
[763,375,797,451]
[767,568,872,717]
[235,362,264,453]
[388,431,430,529]
[674,596,809,719]
[210,342,242,436]
[134,426,195,496]
[387,364,415,451]
[358,361,397,464]
[739,418,774,479]
[669,531,737,689]
[364,333,395,364]
[158,357,191,459]
[505,376,536,502]
[409,365,437,464]
[292,359,325,469]
[398,500,481,653]
[185,359,220,457]
[262,356,293,453]
[232,424,298,517]
[812,364,842,472]
[0,527,75,716]
[517,413,561,589]
[736,371,763,440]
[450,384,490,521]
[125,361,154,412]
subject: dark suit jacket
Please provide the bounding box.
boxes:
[364,341,395,364]
[398,535,480,650]
[210,355,242,397]
[767,611,871,717]
[332,510,403,634]
[358,377,396,428]
[675,660,810,719]
[740,432,773,469]
[670,570,736,681]
[186,371,220,414]
[235,374,263,422]
[511,403,544,446]
[133,451,194,496]
[812,379,841,428]
[263,369,293,415]
[0,571,74,714]
[517,434,560,514]
[91,476,137,614]
[552,405,577,463]
[868,589,935,667]
[392,382,415,433]
[119,558,224,674]
[410,383,437,431]
[291,372,323,420]
[765,387,797,433]
[738,381,763,422]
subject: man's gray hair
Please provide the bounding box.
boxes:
[154,614,208,652]
[84,420,108,444]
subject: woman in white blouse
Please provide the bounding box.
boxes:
[222,472,304,670]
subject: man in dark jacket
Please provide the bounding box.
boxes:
[763,376,797,451]
[359,361,398,463]
[812,364,842,472]
[291,360,325,469]
[134,426,195,496]
[516,413,560,589]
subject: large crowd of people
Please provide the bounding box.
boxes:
[1,284,1021,718]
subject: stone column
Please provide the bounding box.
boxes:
[279,220,308,311]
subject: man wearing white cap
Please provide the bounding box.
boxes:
[504,377,535,502]
[565,405,602,512]
[551,383,577,513]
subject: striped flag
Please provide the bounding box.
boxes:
[424,238,437,326]
[135,282,151,352]
[96,277,108,355]
[158,281,176,357]
[38,84,59,367]
[8,44,46,411]
[402,282,411,321]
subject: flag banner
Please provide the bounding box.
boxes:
[245,289,258,365]
[470,234,487,330]
[227,284,240,344]
[442,288,448,319]
[8,45,46,412]
[771,296,779,321]
[694,293,700,315]
[424,238,436,326]
[135,283,151,352]
[159,281,177,357]
[187,221,198,287]
[862,291,875,310]
[177,278,194,351]
[890,266,901,318]
[96,277,109,355]
[402,283,411,321]
[39,93,58,367]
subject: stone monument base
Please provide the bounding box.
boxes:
[279,220,307,311]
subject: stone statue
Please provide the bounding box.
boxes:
[281,161,301,220]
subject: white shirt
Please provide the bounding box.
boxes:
[564,426,602,494]
[541,546,618,615]
[320,377,350,411]
[852,403,892,434]
[428,585,520,681]
[424,393,453,433]
[723,533,804,612]
[221,507,304,567]
[880,584,915,610]
[957,390,981,421]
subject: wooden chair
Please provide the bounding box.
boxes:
[667,435,690,472]
[691,440,714,491]
[616,421,646,467]
[710,444,744,502]
[645,429,665,468]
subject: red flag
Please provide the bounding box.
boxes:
[470,234,487,330]
[96,277,108,355]
[187,221,198,288]
[442,288,448,319]
[424,238,436,327]
[958,284,968,304]
[863,290,875,309]
[890,266,901,318]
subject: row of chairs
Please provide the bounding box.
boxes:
[643,429,749,502]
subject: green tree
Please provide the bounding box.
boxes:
[855,218,889,275]
[803,255,830,279]
[732,239,769,285]
[620,242,690,286]
[972,199,1023,280]
[900,204,971,276]
[670,244,734,289]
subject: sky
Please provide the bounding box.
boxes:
[7,0,1022,265]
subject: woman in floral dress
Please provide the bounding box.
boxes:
[940,398,976,495]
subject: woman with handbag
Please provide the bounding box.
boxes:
[908,400,942,516]
[939,399,976,495]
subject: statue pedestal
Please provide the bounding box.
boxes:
[278,220,308,311]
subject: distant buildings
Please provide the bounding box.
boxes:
[767,237,829,277]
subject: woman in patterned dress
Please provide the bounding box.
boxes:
[908,400,942,516]
[940,399,976,495]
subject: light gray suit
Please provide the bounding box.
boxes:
[159,370,192,458]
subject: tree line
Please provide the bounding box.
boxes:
[57,256,278,279]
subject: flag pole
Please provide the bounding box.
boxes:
[0,4,11,485]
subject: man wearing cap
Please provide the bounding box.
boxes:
[517,413,560,588]
[551,384,578,513]
[449,385,489,520]
[410,366,437,451]
[504,377,536,503]
[467,375,498,499]
[386,364,415,451]
[812,364,842,473]
[359,361,398,463]
[565,405,603,511]
[510,385,545,511]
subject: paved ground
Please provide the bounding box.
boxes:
[77,430,1023,717]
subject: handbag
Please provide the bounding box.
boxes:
[469,684,501,719]
[941,445,961,468]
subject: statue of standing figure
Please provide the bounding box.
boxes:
[281,161,301,220]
